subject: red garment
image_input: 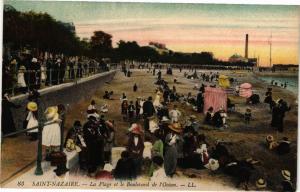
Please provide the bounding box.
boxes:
[95,170,113,180]
[202,152,209,165]
[204,87,227,113]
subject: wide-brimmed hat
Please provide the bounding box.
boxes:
[27,102,38,112]
[130,123,143,135]
[168,123,182,133]
[87,113,100,120]
[161,116,170,122]
[281,170,291,181]
[256,178,267,188]
[208,158,219,171]
[45,106,58,120]
[189,115,197,120]
[103,163,113,172]
[266,135,274,142]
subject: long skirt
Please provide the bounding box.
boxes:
[42,122,61,146]
[164,146,177,176]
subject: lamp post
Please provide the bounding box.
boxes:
[35,123,43,175]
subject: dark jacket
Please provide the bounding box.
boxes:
[127,135,144,158]
[142,100,155,117]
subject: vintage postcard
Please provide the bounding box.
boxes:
[1,0,299,191]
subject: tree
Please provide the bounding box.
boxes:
[90,31,113,59]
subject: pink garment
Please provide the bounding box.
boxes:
[204,87,227,113]
[239,83,253,98]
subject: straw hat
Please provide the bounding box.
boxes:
[189,115,197,120]
[281,170,291,181]
[168,123,182,133]
[208,158,219,171]
[266,135,274,143]
[103,163,113,172]
[161,116,170,122]
[27,102,38,112]
[256,178,267,188]
[44,106,58,120]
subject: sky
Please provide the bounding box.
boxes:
[5,1,300,65]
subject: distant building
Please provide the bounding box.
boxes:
[248,58,258,66]
[229,54,248,63]
[273,64,298,71]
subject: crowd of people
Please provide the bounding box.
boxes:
[1,63,295,191]
[3,50,110,95]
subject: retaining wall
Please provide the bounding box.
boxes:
[10,70,116,130]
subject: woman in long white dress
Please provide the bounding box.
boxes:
[17,66,27,93]
[26,102,39,141]
[42,106,62,158]
[153,91,162,108]
[40,64,47,83]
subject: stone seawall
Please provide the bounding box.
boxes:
[10,70,116,131]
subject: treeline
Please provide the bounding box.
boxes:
[4,6,254,67]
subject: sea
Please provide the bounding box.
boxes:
[258,76,299,95]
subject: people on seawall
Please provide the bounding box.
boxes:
[3,49,107,95]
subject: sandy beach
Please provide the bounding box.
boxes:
[62,69,297,191]
[2,68,298,190]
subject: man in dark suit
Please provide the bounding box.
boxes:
[142,96,156,131]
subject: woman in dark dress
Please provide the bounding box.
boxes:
[2,93,20,135]
[204,107,214,125]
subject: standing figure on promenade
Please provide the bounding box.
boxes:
[25,102,39,141]
[42,106,62,160]
[1,93,20,135]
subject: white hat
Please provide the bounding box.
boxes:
[103,163,113,172]
[87,113,100,120]
[31,58,38,63]
[208,158,219,171]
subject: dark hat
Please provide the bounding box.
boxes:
[73,120,81,127]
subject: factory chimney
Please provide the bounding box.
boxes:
[245,34,249,59]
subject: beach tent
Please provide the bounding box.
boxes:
[204,87,227,113]
[218,75,230,88]
[239,83,253,98]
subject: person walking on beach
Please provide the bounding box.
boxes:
[271,99,291,132]
[143,96,156,131]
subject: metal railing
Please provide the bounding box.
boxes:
[2,119,61,175]
[3,63,119,97]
